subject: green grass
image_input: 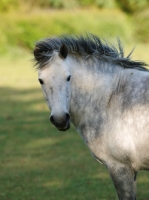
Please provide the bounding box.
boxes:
[0,45,149,200]
[1,7,149,199]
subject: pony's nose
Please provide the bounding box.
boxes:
[50,113,70,126]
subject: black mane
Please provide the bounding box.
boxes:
[34,34,148,71]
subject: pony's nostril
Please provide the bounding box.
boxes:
[50,115,55,125]
[66,113,70,121]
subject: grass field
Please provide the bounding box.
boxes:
[1,7,149,199]
[0,44,149,200]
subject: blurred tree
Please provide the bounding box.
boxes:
[49,0,78,8]
[96,0,116,8]
[116,0,149,13]
[133,9,149,42]
[1,0,149,11]
[0,0,19,11]
[78,0,95,6]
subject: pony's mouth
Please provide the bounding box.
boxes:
[51,121,70,131]
[57,121,70,131]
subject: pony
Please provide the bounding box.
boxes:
[33,34,149,200]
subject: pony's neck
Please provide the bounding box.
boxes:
[68,56,122,128]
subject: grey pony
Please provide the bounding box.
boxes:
[33,34,149,200]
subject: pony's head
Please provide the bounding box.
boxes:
[34,44,71,131]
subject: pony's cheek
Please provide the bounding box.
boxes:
[45,99,51,110]
[41,89,51,110]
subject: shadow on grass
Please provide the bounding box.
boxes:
[0,87,148,200]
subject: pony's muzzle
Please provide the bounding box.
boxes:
[50,113,70,131]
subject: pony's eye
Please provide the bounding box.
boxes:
[67,75,71,82]
[38,78,44,85]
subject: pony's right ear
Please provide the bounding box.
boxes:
[59,44,68,59]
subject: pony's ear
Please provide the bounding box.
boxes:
[59,44,68,59]
[33,46,42,61]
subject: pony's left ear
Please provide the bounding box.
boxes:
[59,44,68,59]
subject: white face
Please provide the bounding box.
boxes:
[38,52,71,131]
